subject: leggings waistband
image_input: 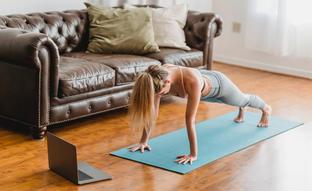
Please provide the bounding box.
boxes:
[200,70,222,98]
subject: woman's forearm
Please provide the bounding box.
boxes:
[186,120,198,157]
[140,95,160,144]
[140,128,150,144]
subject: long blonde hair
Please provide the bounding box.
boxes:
[129,65,169,133]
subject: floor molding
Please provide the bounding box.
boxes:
[214,55,312,79]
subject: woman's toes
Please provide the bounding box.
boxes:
[257,122,268,128]
[234,118,244,123]
[262,122,269,127]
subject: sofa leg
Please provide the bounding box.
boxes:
[31,126,47,139]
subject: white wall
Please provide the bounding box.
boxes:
[188,0,212,12]
[212,0,312,79]
[91,0,213,11]
[0,0,212,14]
[151,0,213,12]
[0,0,85,15]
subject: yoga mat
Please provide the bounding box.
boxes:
[111,112,303,174]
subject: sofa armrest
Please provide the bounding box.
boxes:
[0,28,60,136]
[0,28,60,96]
[184,11,223,70]
[0,28,59,68]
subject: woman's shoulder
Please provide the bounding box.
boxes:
[162,63,176,68]
[185,67,201,78]
[184,69,202,88]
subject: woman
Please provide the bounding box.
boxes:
[128,64,271,165]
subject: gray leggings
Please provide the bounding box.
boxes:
[200,70,266,110]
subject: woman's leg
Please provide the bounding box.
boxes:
[213,72,271,127]
[257,105,272,127]
[234,107,246,123]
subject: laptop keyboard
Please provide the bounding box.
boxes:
[78,170,93,181]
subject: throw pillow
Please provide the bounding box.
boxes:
[124,4,191,51]
[85,3,160,54]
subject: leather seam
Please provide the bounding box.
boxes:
[49,104,129,125]
[59,73,115,81]
[53,89,132,107]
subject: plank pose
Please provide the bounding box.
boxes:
[128,64,272,164]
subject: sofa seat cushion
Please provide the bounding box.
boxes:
[145,48,203,67]
[63,52,161,85]
[59,57,115,97]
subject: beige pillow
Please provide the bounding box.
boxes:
[124,4,191,51]
[85,3,160,54]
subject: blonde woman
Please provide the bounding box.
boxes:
[128,64,272,165]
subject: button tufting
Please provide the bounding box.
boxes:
[75,25,80,32]
[88,105,92,109]
[67,109,71,115]
[107,100,111,104]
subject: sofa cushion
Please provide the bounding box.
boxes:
[145,48,203,67]
[63,52,161,85]
[59,57,115,97]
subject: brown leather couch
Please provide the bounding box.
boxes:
[0,6,222,139]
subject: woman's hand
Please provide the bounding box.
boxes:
[128,143,152,153]
[175,154,197,165]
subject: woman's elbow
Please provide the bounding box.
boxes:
[185,117,196,125]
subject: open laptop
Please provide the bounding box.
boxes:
[47,132,112,185]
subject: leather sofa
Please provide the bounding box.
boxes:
[0,6,222,139]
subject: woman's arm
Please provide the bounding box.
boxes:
[186,87,201,156]
[140,94,161,143]
[129,94,161,152]
[176,79,201,164]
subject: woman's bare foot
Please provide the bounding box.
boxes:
[234,107,246,123]
[257,104,272,128]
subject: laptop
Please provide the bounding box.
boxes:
[47,132,112,185]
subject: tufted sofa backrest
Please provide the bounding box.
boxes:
[0,10,89,54]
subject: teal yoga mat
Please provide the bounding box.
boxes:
[111,112,303,174]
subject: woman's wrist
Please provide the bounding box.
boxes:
[190,153,197,158]
[140,139,148,145]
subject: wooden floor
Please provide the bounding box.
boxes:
[1,62,312,191]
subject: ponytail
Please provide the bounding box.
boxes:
[129,72,156,133]
[129,65,169,133]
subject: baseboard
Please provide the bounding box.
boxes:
[214,55,312,79]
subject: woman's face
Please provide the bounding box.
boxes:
[156,80,171,96]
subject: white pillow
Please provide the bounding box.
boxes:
[124,4,191,51]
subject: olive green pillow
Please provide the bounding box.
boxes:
[85,3,160,54]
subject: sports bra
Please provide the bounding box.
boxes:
[163,65,205,98]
